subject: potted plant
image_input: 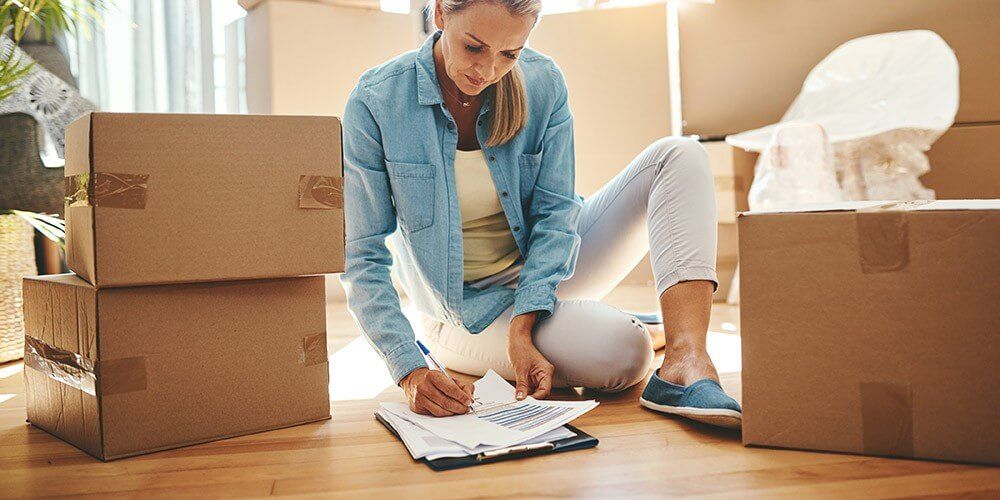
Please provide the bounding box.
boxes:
[1,1,105,363]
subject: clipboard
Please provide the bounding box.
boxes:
[375,412,599,471]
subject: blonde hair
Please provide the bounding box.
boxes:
[427,0,542,147]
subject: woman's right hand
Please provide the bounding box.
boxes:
[400,367,475,417]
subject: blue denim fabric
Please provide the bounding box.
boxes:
[341,30,583,383]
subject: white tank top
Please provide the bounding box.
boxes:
[453,148,521,281]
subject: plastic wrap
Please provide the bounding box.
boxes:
[727,30,959,202]
[748,122,842,211]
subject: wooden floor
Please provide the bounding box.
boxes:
[1,285,997,498]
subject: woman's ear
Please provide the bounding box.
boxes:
[434,0,446,30]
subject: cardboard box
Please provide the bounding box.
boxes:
[715,223,738,300]
[739,200,1000,464]
[64,112,345,288]
[922,123,1000,200]
[704,140,756,224]
[679,0,1000,136]
[22,273,330,461]
[528,3,671,197]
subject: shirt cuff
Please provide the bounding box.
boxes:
[384,342,429,385]
[512,283,558,321]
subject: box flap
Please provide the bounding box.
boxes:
[739,201,894,216]
[740,199,999,216]
[24,273,96,288]
[63,112,93,177]
[910,199,1000,211]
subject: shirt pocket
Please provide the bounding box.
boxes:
[385,160,436,234]
[518,150,543,195]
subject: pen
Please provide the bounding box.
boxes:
[415,340,448,374]
[416,340,475,410]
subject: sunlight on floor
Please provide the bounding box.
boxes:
[0,363,22,380]
[0,394,16,405]
[329,337,395,401]
[706,331,741,374]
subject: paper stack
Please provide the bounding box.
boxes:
[378,370,598,460]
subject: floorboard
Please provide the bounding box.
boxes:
[1,285,995,498]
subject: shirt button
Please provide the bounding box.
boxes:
[513,226,521,232]
[477,120,482,125]
[501,191,509,197]
[489,155,496,161]
[447,123,454,130]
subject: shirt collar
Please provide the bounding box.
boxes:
[415,30,444,106]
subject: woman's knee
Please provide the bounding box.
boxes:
[533,300,653,393]
[649,136,710,175]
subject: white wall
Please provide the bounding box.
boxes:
[244,0,415,116]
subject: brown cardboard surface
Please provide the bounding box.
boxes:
[715,223,738,300]
[922,123,1000,200]
[679,0,1000,136]
[22,276,101,457]
[704,140,755,224]
[63,112,345,288]
[738,201,1000,464]
[22,274,331,461]
[529,4,671,197]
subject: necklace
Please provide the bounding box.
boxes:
[441,79,476,108]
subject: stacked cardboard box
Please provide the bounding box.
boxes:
[704,140,755,300]
[22,112,345,460]
[738,200,1000,464]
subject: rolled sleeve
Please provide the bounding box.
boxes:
[382,342,430,385]
[512,283,558,319]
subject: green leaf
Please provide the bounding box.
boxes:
[0,49,33,101]
[9,210,67,249]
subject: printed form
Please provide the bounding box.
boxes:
[380,370,598,451]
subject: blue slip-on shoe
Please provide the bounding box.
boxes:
[639,370,742,429]
[628,311,662,325]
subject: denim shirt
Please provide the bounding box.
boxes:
[341,30,583,383]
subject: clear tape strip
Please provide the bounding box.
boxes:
[23,335,97,396]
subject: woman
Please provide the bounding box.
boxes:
[342,0,742,428]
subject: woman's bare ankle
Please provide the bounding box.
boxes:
[658,339,719,386]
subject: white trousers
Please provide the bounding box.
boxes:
[409,137,718,392]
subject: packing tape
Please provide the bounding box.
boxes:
[23,335,97,396]
[64,172,149,209]
[298,175,344,210]
[100,357,148,395]
[299,332,328,366]
[860,382,915,457]
[855,201,931,273]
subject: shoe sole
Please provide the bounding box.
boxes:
[639,397,743,429]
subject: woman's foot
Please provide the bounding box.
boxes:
[639,319,719,385]
[641,334,740,429]
[639,370,742,429]
[657,338,720,386]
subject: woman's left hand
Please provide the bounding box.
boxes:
[507,312,555,400]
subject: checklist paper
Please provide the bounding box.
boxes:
[379,370,598,452]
